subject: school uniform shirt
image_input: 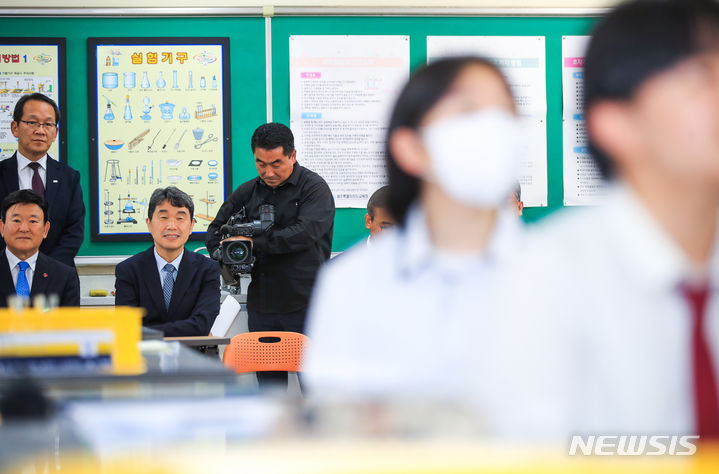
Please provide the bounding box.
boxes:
[304,204,523,404]
[496,183,719,437]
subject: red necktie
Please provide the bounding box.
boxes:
[28,162,45,196]
[682,283,719,438]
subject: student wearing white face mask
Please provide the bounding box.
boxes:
[304,57,524,401]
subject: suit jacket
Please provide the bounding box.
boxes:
[0,153,85,267]
[114,247,221,337]
[0,250,80,307]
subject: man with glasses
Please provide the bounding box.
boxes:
[0,93,85,268]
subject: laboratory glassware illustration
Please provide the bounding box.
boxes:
[141,71,150,88]
[141,97,153,120]
[116,194,146,224]
[102,95,116,120]
[104,139,124,151]
[157,71,166,88]
[124,71,136,89]
[159,102,175,120]
[123,95,132,120]
[102,72,118,89]
[194,102,216,119]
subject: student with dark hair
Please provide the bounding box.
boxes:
[115,187,220,337]
[305,57,523,397]
[206,122,334,387]
[0,93,85,268]
[364,185,395,244]
[503,0,719,438]
[0,189,79,307]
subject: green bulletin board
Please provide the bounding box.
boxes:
[0,14,597,255]
[0,17,265,257]
[272,16,597,249]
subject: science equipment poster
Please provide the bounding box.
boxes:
[88,38,231,242]
[289,36,409,208]
[0,38,66,163]
[427,36,548,208]
[562,35,605,206]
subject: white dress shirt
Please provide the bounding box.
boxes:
[154,247,183,284]
[5,247,39,291]
[499,183,719,437]
[305,204,522,403]
[16,151,47,191]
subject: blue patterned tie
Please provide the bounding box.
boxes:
[162,263,176,309]
[16,261,30,298]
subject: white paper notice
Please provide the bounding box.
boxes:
[426,36,548,207]
[290,36,410,208]
[562,36,606,206]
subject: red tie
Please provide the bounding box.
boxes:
[28,162,45,196]
[682,283,719,438]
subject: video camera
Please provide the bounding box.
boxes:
[216,204,275,285]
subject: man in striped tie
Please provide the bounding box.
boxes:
[0,189,79,307]
[115,187,220,336]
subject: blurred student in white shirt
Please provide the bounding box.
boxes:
[304,57,524,402]
[505,0,719,439]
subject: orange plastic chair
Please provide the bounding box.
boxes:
[222,331,310,374]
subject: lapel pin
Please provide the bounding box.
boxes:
[43,273,48,278]
[52,180,58,183]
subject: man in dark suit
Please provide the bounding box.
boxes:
[115,187,220,337]
[0,93,85,268]
[0,189,80,307]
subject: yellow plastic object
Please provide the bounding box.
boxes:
[89,289,109,297]
[0,306,144,375]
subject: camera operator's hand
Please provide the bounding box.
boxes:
[221,235,253,247]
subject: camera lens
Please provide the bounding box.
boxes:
[227,241,248,262]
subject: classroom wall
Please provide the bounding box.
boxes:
[0,17,267,256]
[2,0,618,11]
[0,10,599,255]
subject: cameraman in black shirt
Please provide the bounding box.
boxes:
[206,123,335,387]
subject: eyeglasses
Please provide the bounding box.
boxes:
[18,120,57,130]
